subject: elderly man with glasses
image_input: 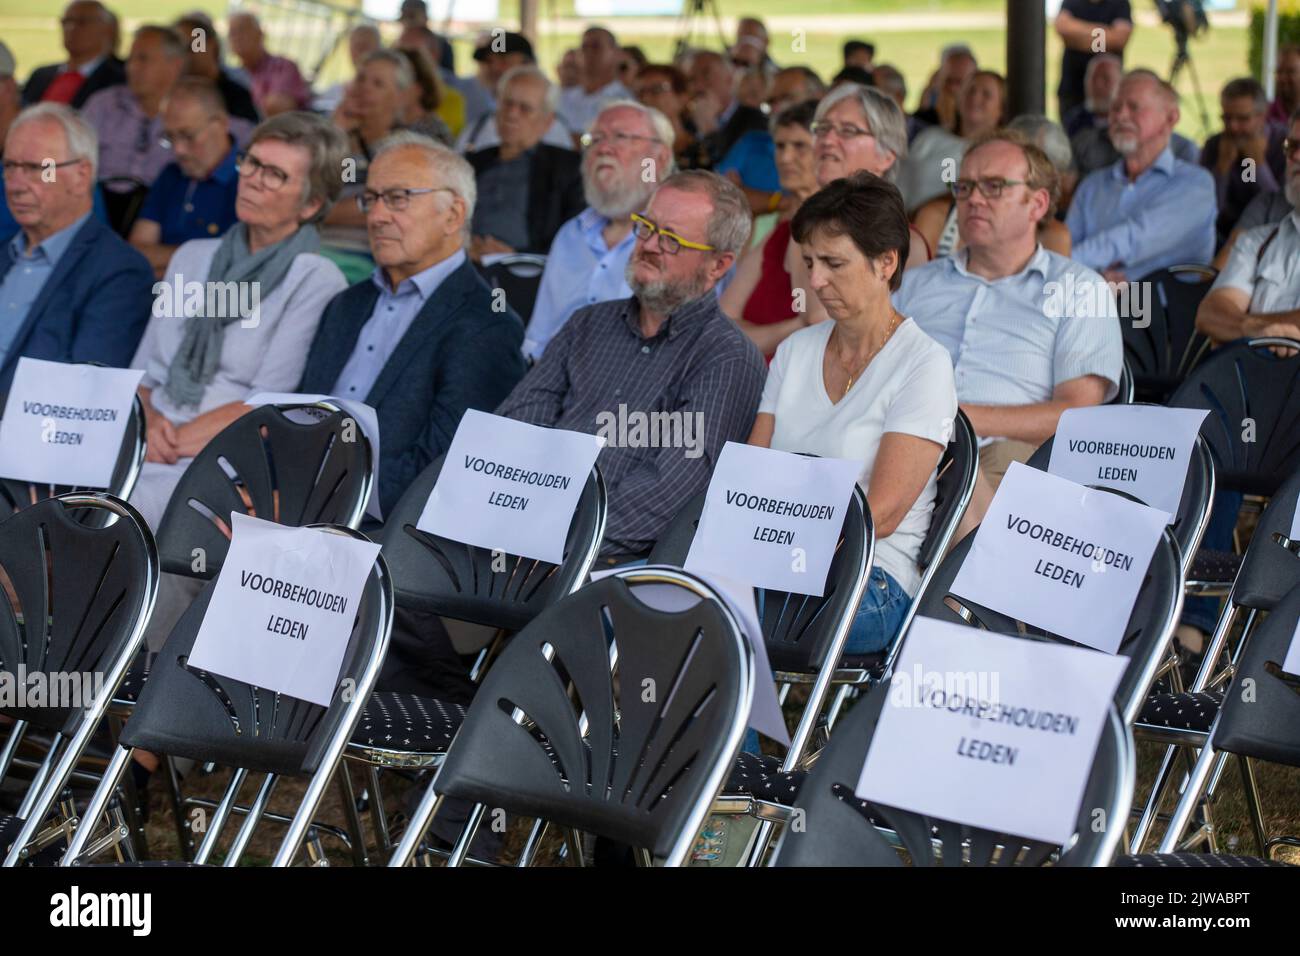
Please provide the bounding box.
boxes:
[129,76,241,277]
[522,100,675,359]
[500,169,766,562]
[298,131,526,517]
[22,0,125,109]
[0,103,153,391]
[894,128,1121,532]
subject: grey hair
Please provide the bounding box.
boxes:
[814,83,908,180]
[248,111,350,223]
[9,102,99,179]
[1008,114,1074,174]
[591,98,676,158]
[134,24,185,59]
[363,48,415,91]
[1084,52,1121,85]
[499,64,559,114]
[351,23,380,43]
[656,170,751,257]
[373,130,477,236]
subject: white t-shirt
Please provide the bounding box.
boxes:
[758,318,957,595]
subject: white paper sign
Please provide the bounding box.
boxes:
[246,392,383,522]
[591,565,790,745]
[1284,619,1300,678]
[856,616,1127,846]
[950,463,1168,655]
[1048,405,1208,518]
[684,442,861,597]
[0,359,143,487]
[187,513,382,707]
[416,410,604,564]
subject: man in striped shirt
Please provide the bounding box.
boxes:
[499,170,766,561]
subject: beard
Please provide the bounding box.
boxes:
[625,253,713,315]
[584,159,657,219]
[1109,128,1139,156]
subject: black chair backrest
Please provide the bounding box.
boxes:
[0,494,157,736]
[647,485,871,674]
[378,454,606,632]
[773,678,1131,866]
[477,253,547,325]
[913,518,1182,725]
[120,526,391,776]
[1112,359,1135,405]
[917,410,979,573]
[1212,583,1300,768]
[0,394,146,523]
[1231,464,1300,612]
[433,569,751,862]
[154,404,372,578]
[1168,337,1300,497]
[1025,424,1213,576]
[99,177,150,237]
[1123,265,1215,403]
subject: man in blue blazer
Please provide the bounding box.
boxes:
[0,103,153,392]
[298,132,527,518]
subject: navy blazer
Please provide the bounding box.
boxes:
[22,57,126,110]
[298,258,528,516]
[0,215,154,392]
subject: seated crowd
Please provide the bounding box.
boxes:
[2,4,1300,772]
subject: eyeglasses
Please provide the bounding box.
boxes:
[636,82,674,97]
[629,212,715,254]
[235,151,292,190]
[949,177,1027,200]
[1,158,84,179]
[809,121,873,140]
[356,186,454,212]
[580,130,661,149]
[160,115,219,150]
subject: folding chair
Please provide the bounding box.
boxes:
[771,682,1134,867]
[476,253,547,325]
[340,455,605,863]
[109,401,374,855]
[0,391,146,523]
[387,566,754,868]
[1112,358,1136,405]
[1122,264,1216,404]
[647,484,872,865]
[0,493,158,866]
[58,526,393,867]
[1128,463,1300,853]
[1170,336,1300,596]
[1136,583,1300,863]
[99,177,151,237]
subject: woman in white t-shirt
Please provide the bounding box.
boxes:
[750,171,957,654]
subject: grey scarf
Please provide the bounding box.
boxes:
[164,222,320,409]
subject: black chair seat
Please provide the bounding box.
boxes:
[1138,691,1223,732]
[111,652,151,705]
[726,751,805,804]
[1189,548,1242,584]
[0,812,19,852]
[1116,852,1291,867]
[837,651,886,673]
[350,692,466,753]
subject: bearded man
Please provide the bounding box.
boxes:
[499,169,765,561]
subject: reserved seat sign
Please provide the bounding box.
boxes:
[416,410,604,564]
[684,442,861,596]
[856,616,1127,846]
[186,514,382,707]
[1047,405,1208,518]
[950,463,1168,654]
[0,358,143,488]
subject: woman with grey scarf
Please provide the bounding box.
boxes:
[129,111,350,533]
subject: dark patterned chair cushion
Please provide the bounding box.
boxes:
[725,751,805,804]
[1188,549,1242,585]
[1138,691,1224,733]
[111,651,150,705]
[350,692,466,753]
[1117,853,1291,867]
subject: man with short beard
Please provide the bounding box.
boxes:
[1067,70,1216,282]
[521,100,674,359]
[1196,108,1300,346]
[499,170,766,560]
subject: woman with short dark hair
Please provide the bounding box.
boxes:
[750,172,957,654]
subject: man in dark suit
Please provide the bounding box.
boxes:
[173,13,260,124]
[22,1,125,109]
[466,65,583,259]
[686,50,767,170]
[0,103,153,392]
[298,132,527,518]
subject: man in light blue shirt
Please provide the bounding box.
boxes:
[523,100,674,359]
[895,130,1121,530]
[0,209,89,365]
[1067,69,1216,282]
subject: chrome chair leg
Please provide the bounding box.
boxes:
[193,767,248,865]
[222,773,279,867]
[1237,755,1268,855]
[387,788,444,867]
[333,763,370,866]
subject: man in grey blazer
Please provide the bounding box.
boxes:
[298,132,527,517]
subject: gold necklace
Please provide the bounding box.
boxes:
[834,312,902,399]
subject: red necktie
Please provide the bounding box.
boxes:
[42,71,86,104]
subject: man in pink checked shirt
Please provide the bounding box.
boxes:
[228,11,310,116]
